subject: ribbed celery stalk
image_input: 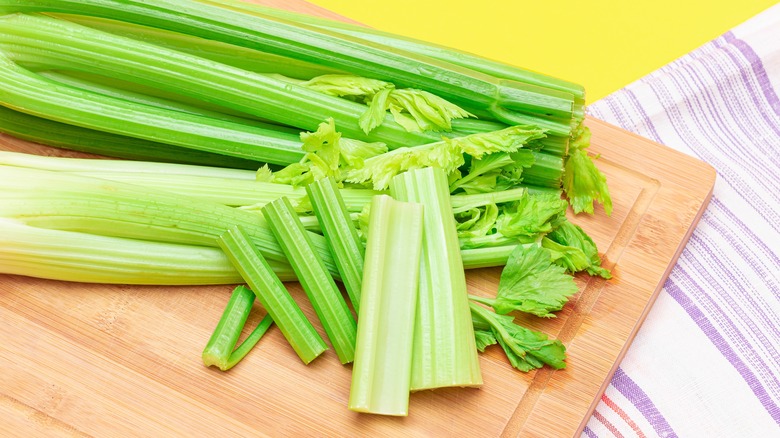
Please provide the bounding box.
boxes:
[0,13,439,146]
[0,165,339,275]
[202,285,274,371]
[59,14,342,80]
[0,106,264,169]
[390,167,482,390]
[262,197,357,364]
[205,0,585,100]
[0,54,305,166]
[0,0,574,133]
[217,225,327,364]
[37,70,296,132]
[349,195,423,416]
[306,177,365,313]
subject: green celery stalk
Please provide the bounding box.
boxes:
[0,165,340,276]
[202,285,274,371]
[217,225,327,364]
[306,177,365,313]
[0,1,575,134]
[37,70,297,132]
[390,167,482,390]
[0,13,440,146]
[0,52,305,166]
[59,14,342,80]
[0,106,265,169]
[349,195,423,416]
[262,197,357,364]
[204,0,585,100]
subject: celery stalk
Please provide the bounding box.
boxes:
[0,165,340,276]
[202,285,274,371]
[59,14,342,80]
[390,167,482,390]
[0,1,574,133]
[349,195,423,416]
[262,197,357,364]
[306,177,365,313]
[0,106,265,169]
[0,13,440,146]
[217,225,326,364]
[0,52,305,166]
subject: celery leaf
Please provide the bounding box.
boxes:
[563,126,613,215]
[495,245,578,317]
[546,220,611,279]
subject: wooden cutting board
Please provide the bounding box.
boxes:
[0,1,716,436]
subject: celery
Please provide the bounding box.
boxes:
[217,225,327,364]
[0,52,305,166]
[0,13,440,146]
[0,0,575,134]
[390,167,482,390]
[0,165,339,275]
[306,177,365,313]
[349,195,423,416]
[261,197,357,364]
[202,285,274,371]
[59,14,341,80]
[0,106,264,169]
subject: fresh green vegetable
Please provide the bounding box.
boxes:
[349,195,423,416]
[0,13,441,146]
[563,126,613,215]
[470,303,567,371]
[307,177,365,313]
[468,245,579,318]
[0,0,577,133]
[0,165,340,276]
[202,285,274,371]
[217,225,327,364]
[261,197,357,364]
[544,220,612,278]
[0,99,269,170]
[390,167,482,390]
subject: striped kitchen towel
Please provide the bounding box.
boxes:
[583,4,780,437]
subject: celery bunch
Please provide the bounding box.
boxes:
[0,0,617,419]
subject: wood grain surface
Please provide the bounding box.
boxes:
[0,1,716,436]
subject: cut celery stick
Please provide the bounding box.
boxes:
[202,285,274,371]
[262,197,357,364]
[306,177,365,313]
[390,167,482,390]
[349,195,423,416]
[217,225,326,364]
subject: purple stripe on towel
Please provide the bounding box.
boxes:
[723,32,780,117]
[666,278,780,426]
[611,368,678,438]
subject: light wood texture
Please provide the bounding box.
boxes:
[0,1,716,436]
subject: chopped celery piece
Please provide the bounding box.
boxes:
[0,165,339,276]
[0,13,439,146]
[0,106,264,169]
[217,225,326,364]
[390,167,482,390]
[349,195,423,416]
[306,177,365,313]
[203,285,274,371]
[262,197,357,364]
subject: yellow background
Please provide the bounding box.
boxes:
[308,0,778,102]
